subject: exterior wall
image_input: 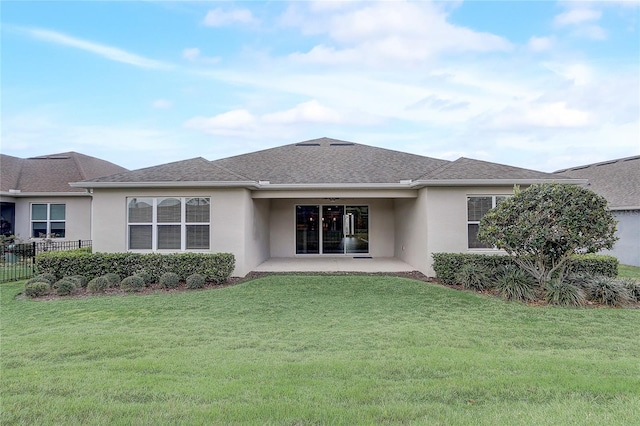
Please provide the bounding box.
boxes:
[0,195,92,242]
[268,198,395,258]
[423,186,516,276]
[90,188,259,276]
[393,192,428,274]
[243,197,271,274]
[604,210,640,267]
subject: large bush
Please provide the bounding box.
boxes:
[36,252,235,283]
[477,183,617,286]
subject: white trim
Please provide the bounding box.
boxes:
[126,196,211,251]
[412,178,587,187]
[71,181,258,189]
[1,191,91,197]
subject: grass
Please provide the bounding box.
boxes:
[2,275,639,425]
[618,264,640,279]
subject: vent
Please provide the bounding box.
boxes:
[330,143,354,146]
[296,143,321,146]
[30,155,70,160]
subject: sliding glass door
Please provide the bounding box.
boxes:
[296,205,368,255]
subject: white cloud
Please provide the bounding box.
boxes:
[544,62,593,86]
[183,47,200,61]
[21,27,172,69]
[486,102,591,130]
[285,1,512,66]
[182,47,221,64]
[262,100,342,124]
[203,8,255,27]
[152,99,172,109]
[184,109,257,136]
[554,8,601,27]
[528,36,554,52]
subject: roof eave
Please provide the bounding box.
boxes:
[411,178,588,188]
[254,183,413,190]
[0,191,91,197]
[69,181,260,189]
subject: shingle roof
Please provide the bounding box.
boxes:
[420,157,562,181]
[555,156,640,209]
[211,137,450,184]
[73,137,581,188]
[0,152,128,193]
[86,157,251,183]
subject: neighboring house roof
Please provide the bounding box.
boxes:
[555,156,640,210]
[73,137,583,189]
[0,152,128,194]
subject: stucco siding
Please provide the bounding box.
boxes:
[604,210,640,267]
[394,192,428,274]
[424,186,516,276]
[7,196,92,242]
[90,188,254,276]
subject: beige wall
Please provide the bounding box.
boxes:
[91,188,265,276]
[2,196,92,242]
[88,185,518,277]
[423,186,515,276]
[269,198,396,258]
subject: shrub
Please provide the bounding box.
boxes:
[585,275,632,307]
[67,275,88,288]
[103,273,121,288]
[24,281,51,298]
[620,278,640,303]
[455,263,491,291]
[121,275,146,292]
[544,279,585,307]
[494,266,537,302]
[25,273,56,286]
[55,279,77,296]
[159,272,180,289]
[87,276,109,294]
[186,273,206,289]
[134,270,154,285]
[37,272,58,284]
[432,253,618,285]
[36,252,235,283]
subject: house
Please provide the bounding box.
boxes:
[0,152,128,242]
[72,137,584,277]
[555,156,640,267]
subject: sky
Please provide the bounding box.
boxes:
[1,0,639,172]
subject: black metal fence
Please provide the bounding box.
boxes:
[0,240,92,283]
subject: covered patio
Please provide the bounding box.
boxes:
[253,257,416,273]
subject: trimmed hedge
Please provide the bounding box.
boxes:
[432,253,618,284]
[36,252,235,283]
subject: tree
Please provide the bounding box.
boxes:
[478,183,618,286]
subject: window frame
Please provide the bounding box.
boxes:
[126,197,211,251]
[467,195,509,250]
[30,203,66,238]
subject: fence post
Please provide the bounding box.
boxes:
[32,241,36,256]
[79,240,82,249]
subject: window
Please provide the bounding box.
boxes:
[467,196,508,249]
[127,197,210,251]
[31,203,65,238]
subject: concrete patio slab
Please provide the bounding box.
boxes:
[253,257,416,273]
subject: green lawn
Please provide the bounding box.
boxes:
[2,275,639,425]
[619,264,640,279]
